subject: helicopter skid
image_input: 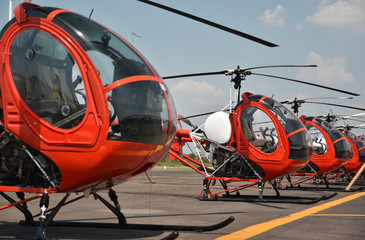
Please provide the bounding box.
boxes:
[284,185,364,192]
[280,174,364,192]
[199,192,337,204]
[20,217,234,232]
[2,189,234,239]
[198,178,337,204]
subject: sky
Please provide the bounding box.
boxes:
[1,0,364,135]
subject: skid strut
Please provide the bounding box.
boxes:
[2,189,234,239]
[197,178,337,204]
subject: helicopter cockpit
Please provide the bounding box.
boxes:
[5,7,176,146]
[305,117,352,159]
[55,13,177,144]
[306,125,327,155]
[240,95,312,160]
[51,11,177,145]
[342,130,365,162]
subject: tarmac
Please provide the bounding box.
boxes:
[0,167,364,240]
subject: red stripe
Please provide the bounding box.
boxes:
[259,96,268,104]
[333,136,346,144]
[287,127,306,138]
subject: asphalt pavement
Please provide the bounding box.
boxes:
[0,167,364,240]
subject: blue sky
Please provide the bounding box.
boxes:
[1,0,364,134]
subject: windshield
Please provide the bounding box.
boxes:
[343,130,365,162]
[52,12,156,86]
[307,117,352,159]
[51,11,176,145]
[241,95,312,160]
[306,125,327,155]
[107,81,176,145]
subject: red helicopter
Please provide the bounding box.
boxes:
[166,66,359,202]
[328,116,365,181]
[338,128,365,175]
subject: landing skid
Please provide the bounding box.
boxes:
[198,179,337,204]
[1,189,234,240]
[33,216,234,232]
[284,185,364,192]
[281,174,365,192]
[200,192,337,204]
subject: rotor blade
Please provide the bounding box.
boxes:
[346,112,365,118]
[244,65,317,71]
[305,101,365,111]
[138,0,278,47]
[179,116,197,129]
[179,111,218,119]
[251,72,360,96]
[336,124,365,130]
[281,96,353,104]
[303,96,353,101]
[163,70,226,80]
[333,112,365,121]
[164,65,316,79]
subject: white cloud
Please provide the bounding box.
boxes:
[170,79,226,114]
[259,5,285,27]
[305,0,365,34]
[298,51,354,84]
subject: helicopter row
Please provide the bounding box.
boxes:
[169,103,365,202]
[0,1,364,239]
[277,110,365,190]
[167,69,365,201]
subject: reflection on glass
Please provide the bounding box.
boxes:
[308,117,352,159]
[306,125,327,155]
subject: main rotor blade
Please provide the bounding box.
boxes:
[306,101,365,111]
[303,96,353,101]
[179,116,198,128]
[163,70,226,79]
[163,65,317,79]
[336,124,365,130]
[245,65,317,71]
[251,73,360,96]
[281,96,353,104]
[138,0,278,47]
[179,111,218,119]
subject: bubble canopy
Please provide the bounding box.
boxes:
[8,7,177,145]
[240,95,312,160]
[52,10,177,145]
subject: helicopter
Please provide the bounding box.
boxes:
[336,128,365,176]
[327,116,365,182]
[166,66,360,203]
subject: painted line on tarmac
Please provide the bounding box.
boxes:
[312,213,365,217]
[216,192,365,240]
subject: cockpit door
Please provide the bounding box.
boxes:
[5,26,100,147]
